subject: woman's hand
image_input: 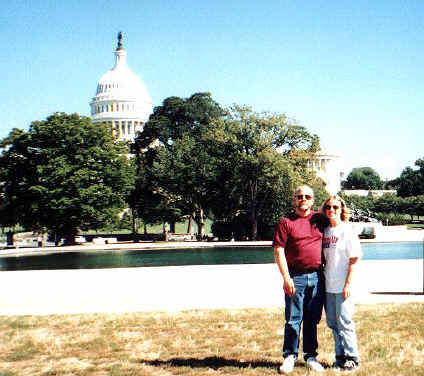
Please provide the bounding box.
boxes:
[342,283,351,299]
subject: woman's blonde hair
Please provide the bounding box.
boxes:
[321,195,350,222]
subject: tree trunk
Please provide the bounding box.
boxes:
[250,207,258,241]
[131,207,138,242]
[249,180,258,240]
[170,222,176,233]
[187,215,193,234]
[144,223,148,234]
[194,208,205,239]
[6,231,15,247]
[54,234,60,247]
[63,228,78,246]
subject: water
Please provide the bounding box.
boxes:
[362,242,423,260]
[0,242,422,271]
[0,246,274,271]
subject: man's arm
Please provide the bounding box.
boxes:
[274,246,295,297]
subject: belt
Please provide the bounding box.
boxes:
[289,267,320,275]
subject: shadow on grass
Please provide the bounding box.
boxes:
[140,356,280,370]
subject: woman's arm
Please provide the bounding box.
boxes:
[343,257,359,299]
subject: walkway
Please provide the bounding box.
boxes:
[0,259,423,316]
[0,230,423,316]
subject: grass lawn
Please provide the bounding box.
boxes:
[0,303,423,375]
[83,219,214,236]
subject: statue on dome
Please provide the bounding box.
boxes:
[117,31,123,50]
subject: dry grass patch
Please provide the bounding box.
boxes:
[0,303,423,375]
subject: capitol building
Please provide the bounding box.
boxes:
[89,33,343,194]
[90,33,153,142]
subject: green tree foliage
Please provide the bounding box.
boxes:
[205,105,325,240]
[372,193,401,214]
[396,158,424,197]
[342,191,424,223]
[415,195,424,218]
[342,167,384,190]
[342,157,424,222]
[135,98,324,240]
[0,128,34,229]
[0,113,135,243]
[129,159,181,230]
[399,196,419,220]
[396,195,424,220]
[134,92,226,149]
[133,93,227,237]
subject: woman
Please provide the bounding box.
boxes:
[322,195,361,371]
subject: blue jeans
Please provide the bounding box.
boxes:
[283,269,324,360]
[325,293,359,362]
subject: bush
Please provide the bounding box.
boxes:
[257,224,276,240]
[375,213,408,226]
[349,206,378,222]
[212,215,251,240]
[211,221,234,240]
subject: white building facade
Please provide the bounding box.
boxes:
[90,33,153,142]
[309,152,343,195]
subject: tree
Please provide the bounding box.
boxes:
[398,195,424,220]
[340,192,377,222]
[135,97,325,241]
[0,128,36,231]
[130,149,186,233]
[134,92,226,149]
[342,167,384,190]
[0,113,135,243]
[133,93,226,238]
[415,195,424,218]
[396,158,424,197]
[205,105,324,240]
[373,193,401,214]
[399,196,418,220]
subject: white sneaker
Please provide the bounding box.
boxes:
[343,359,359,372]
[306,357,324,372]
[279,355,296,374]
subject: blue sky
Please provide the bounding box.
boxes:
[1,0,423,180]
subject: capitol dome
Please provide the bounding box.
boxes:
[90,33,153,141]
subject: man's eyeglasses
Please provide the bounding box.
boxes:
[296,194,312,200]
[325,205,340,210]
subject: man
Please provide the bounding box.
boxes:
[273,185,326,374]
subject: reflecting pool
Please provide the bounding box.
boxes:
[361,241,423,260]
[0,242,422,271]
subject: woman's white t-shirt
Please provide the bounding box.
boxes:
[323,222,362,293]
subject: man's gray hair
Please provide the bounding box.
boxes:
[293,185,314,197]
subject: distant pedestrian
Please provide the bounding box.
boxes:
[273,185,326,374]
[322,195,362,371]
